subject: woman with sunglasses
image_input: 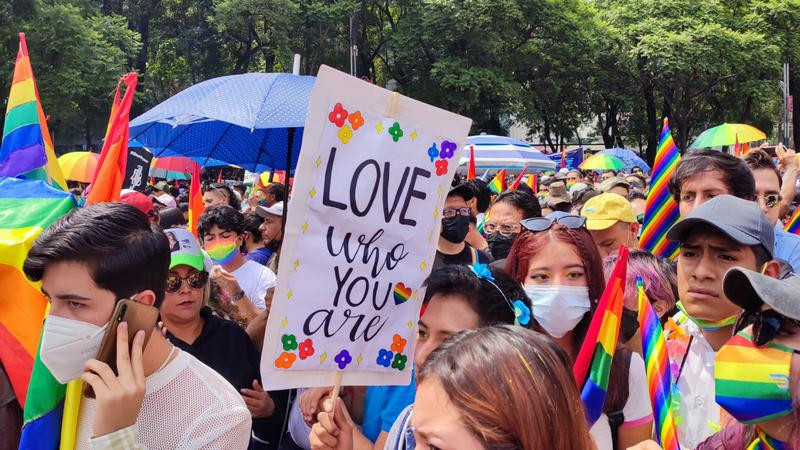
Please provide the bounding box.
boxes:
[505,215,653,449]
[160,228,290,449]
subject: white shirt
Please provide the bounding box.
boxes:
[231,259,276,310]
[76,350,251,449]
[588,352,653,450]
[665,311,720,449]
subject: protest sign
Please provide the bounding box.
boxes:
[121,146,152,192]
[260,66,472,390]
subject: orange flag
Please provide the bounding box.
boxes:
[188,162,204,237]
[734,134,740,158]
[86,72,137,204]
[467,145,476,180]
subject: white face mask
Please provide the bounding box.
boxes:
[523,285,591,338]
[40,315,108,384]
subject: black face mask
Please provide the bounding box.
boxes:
[620,307,640,343]
[440,215,470,244]
[487,232,517,260]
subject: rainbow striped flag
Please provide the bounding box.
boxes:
[0,178,80,449]
[784,207,800,235]
[573,246,628,425]
[640,118,681,259]
[637,278,681,450]
[488,169,506,194]
[188,162,204,237]
[0,33,66,191]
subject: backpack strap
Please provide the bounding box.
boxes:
[469,246,479,264]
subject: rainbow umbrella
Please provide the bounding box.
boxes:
[690,123,766,148]
[150,156,195,180]
[57,151,100,183]
[580,153,626,171]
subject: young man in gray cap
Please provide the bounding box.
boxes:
[664,195,782,448]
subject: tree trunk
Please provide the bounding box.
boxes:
[791,69,800,149]
[641,80,658,164]
[84,119,92,150]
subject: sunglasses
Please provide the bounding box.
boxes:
[520,215,586,233]
[166,271,209,293]
[762,194,782,209]
[735,308,800,346]
[442,207,471,219]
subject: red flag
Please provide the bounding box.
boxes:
[149,176,155,186]
[560,145,567,169]
[86,72,137,204]
[217,170,223,184]
[188,162,204,237]
[734,134,740,157]
[529,174,538,193]
[742,142,750,155]
[510,165,529,190]
[467,145,476,180]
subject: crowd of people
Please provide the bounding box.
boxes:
[3,144,800,450]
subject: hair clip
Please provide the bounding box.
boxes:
[513,300,531,326]
[469,263,494,281]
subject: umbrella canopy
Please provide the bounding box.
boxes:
[150,156,198,180]
[129,73,315,172]
[58,151,100,183]
[690,123,766,148]
[459,135,556,171]
[600,148,650,173]
[579,153,626,171]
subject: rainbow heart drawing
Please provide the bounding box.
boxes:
[393,282,412,305]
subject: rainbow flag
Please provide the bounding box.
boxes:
[488,169,506,194]
[785,207,800,235]
[188,162,204,237]
[0,34,66,190]
[573,245,628,425]
[86,72,137,205]
[640,118,681,259]
[526,174,537,193]
[637,278,681,450]
[0,178,80,449]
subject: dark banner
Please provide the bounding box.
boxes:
[122,146,153,191]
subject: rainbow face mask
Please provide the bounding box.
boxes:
[206,240,238,265]
[714,331,798,424]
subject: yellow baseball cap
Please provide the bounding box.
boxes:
[581,193,636,230]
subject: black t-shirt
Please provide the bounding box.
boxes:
[432,244,491,271]
[167,307,289,449]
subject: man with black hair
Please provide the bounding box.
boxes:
[462,179,492,221]
[302,264,529,450]
[198,205,276,321]
[23,203,251,448]
[664,195,781,448]
[432,185,491,269]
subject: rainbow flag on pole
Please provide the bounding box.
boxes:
[640,118,681,259]
[0,33,66,190]
[188,162,204,237]
[785,208,800,235]
[488,169,506,194]
[637,278,681,450]
[573,246,628,425]
[0,178,80,449]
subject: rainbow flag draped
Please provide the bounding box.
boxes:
[488,169,506,194]
[637,278,680,450]
[0,34,66,190]
[0,178,79,449]
[188,162,204,237]
[785,208,800,235]
[573,246,628,425]
[640,118,681,259]
[86,72,137,205]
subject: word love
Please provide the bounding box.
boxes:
[323,147,430,227]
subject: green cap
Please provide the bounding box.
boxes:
[165,228,207,271]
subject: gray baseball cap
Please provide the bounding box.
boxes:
[723,267,800,319]
[666,194,774,259]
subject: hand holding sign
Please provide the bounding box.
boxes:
[260,66,471,390]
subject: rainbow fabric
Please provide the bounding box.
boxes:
[784,207,800,235]
[746,428,789,450]
[188,162,204,237]
[715,333,794,424]
[573,246,628,425]
[206,241,238,265]
[488,169,506,194]
[640,118,681,259]
[0,178,80,449]
[637,278,681,450]
[0,34,66,190]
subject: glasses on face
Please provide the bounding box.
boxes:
[761,194,782,209]
[735,308,800,347]
[484,222,522,235]
[442,207,471,219]
[166,271,209,293]
[520,215,586,232]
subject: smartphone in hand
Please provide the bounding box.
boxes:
[84,299,159,398]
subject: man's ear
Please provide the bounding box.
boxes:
[132,289,157,307]
[763,260,782,279]
[629,221,641,238]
